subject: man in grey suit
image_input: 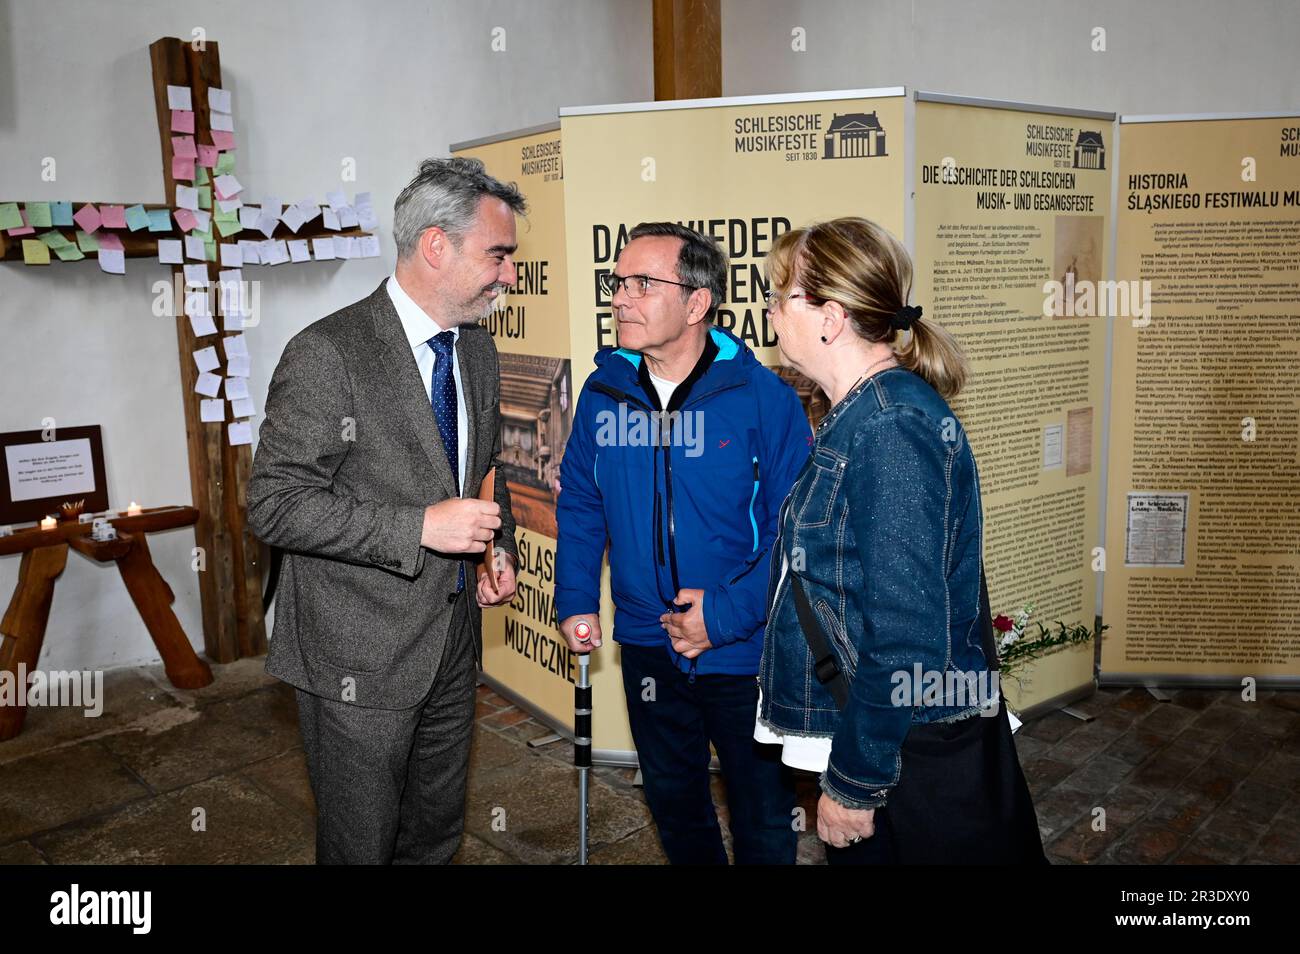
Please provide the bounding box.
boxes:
[248,157,524,864]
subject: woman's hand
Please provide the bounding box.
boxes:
[817,793,876,847]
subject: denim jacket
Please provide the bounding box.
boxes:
[757,366,995,810]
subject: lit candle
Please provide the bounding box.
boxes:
[40,516,58,531]
[125,502,143,517]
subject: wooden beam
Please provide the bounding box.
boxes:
[653,0,721,101]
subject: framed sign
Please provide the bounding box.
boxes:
[0,426,109,524]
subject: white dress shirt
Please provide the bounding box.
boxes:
[386,274,467,495]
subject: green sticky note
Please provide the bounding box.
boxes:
[21,239,51,264]
[76,229,99,252]
[193,225,212,243]
[26,202,52,228]
[215,215,242,238]
[124,204,150,231]
[195,166,210,186]
[0,202,21,230]
[197,186,212,210]
[214,152,236,176]
[38,231,72,249]
[147,208,172,232]
[54,242,85,262]
[204,238,217,261]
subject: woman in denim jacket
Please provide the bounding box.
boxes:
[755,218,1046,865]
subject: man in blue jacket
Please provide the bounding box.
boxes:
[556,222,811,864]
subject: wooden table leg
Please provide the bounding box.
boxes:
[114,533,213,690]
[0,544,69,741]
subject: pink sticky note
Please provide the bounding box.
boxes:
[172,155,196,181]
[212,130,236,151]
[171,109,195,134]
[198,144,219,168]
[100,205,127,228]
[73,203,102,234]
[172,135,197,160]
[97,232,124,251]
[174,209,199,232]
[7,209,35,236]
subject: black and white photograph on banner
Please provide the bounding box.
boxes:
[0,0,1295,934]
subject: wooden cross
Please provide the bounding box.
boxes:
[0,37,375,664]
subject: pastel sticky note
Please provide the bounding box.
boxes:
[157,239,183,264]
[213,174,242,199]
[208,87,232,113]
[0,203,21,230]
[21,239,50,264]
[215,216,241,238]
[195,372,222,397]
[38,231,72,249]
[53,243,85,262]
[228,421,252,446]
[203,238,216,261]
[210,112,234,132]
[173,209,197,232]
[166,85,192,111]
[73,203,101,233]
[172,156,196,181]
[97,249,125,274]
[200,399,226,423]
[100,205,127,228]
[171,109,195,133]
[172,135,197,159]
[6,209,34,236]
[26,202,52,228]
[124,204,149,231]
[195,165,211,187]
[198,144,219,168]
[211,130,236,151]
[50,201,73,226]
[97,232,123,252]
[197,187,212,211]
[75,229,99,252]
[147,208,172,232]
[214,152,236,176]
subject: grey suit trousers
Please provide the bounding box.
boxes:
[295,589,478,865]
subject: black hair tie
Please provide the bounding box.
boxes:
[890,304,922,331]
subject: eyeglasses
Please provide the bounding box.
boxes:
[763,289,821,310]
[601,272,697,299]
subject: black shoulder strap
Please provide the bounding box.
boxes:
[790,559,999,713]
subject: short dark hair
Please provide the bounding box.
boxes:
[627,222,727,322]
[393,157,527,258]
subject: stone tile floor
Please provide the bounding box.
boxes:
[0,658,1296,864]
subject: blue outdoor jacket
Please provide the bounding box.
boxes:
[555,327,811,676]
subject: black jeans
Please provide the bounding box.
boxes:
[619,643,798,865]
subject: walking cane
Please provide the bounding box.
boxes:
[574,621,593,864]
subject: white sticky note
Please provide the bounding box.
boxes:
[359,234,381,258]
[219,243,243,267]
[157,239,183,264]
[217,198,242,213]
[239,205,261,229]
[231,397,256,419]
[295,198,321,221]
[184,290,211,316]
[236,239,261,264]
[280,205,306,233]
[226,355,251,377]
[175,185,200,211]
[256,211,279,238]
[261,196,282,219]
[193,346,220,373]
[311,237,336,260]
[183,263,209,286]
[194,371,222,397]
[192,209,212,232]
[354,191,372,210]
[337,206,359,229]
[257,240,277,263]
[200,398,226,423]
[208,87,232,113]
[270,240,291,265]
[167,85,192,111]
[357,206,378,231]
[228,421,253,446]
[326,190,347,211]
[333,235,355,259]
[98,249,126,274]
[210,111,235,132]
[224,376,250,400]
[223,334,249,358]
[185,235,207,261]
[214,174,243,198]
[322,208,341,231]
[289,239,310,263]
[190,311,218,337]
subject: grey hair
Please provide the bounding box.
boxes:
[393,157,527,258]
[627,222,728,322]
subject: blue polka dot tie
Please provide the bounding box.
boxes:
[428,330,463,591]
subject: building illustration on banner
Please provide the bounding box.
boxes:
[823,111,888,158]
[1073,130,1106,169]
[498,354,573,539]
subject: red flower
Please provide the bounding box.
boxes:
[993,614,1014,632]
